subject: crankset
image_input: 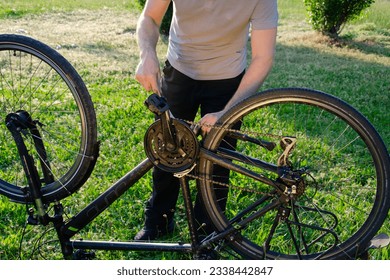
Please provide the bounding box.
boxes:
[144,118,199,173]
[143,94,199,173]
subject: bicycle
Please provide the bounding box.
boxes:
[0,34,389,260]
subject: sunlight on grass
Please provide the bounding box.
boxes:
[0,0,138,18]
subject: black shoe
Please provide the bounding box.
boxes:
[134,221,174,241]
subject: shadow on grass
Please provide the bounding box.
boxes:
[335,32,390,58]
[262,43,389,149]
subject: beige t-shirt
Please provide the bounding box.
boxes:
[167,0,278,80]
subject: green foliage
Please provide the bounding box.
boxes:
[135,0,173,35]
[303,0,375,37]
[134,0,147,9]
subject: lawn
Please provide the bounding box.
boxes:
[0,0,389,260]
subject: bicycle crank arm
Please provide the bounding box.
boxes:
[145,93,178,152]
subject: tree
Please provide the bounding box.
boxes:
[135,0,173,35]
[303,0,374,37]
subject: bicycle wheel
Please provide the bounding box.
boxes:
[0,34,98,203]
[198,88,390,259]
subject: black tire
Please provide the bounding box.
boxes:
[198,88,390,259]
[0,34,98,203]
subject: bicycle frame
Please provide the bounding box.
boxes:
[56,158,195,258]
[6,95,281,259]
[13,146,280,259]
[5,91,389,260]
[2,34,389,260]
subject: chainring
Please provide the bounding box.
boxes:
[144,119,199,173]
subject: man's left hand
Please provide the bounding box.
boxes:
[199,111,223,134]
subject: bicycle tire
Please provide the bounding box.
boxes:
[0,34,99,203]
[198,88,390,259]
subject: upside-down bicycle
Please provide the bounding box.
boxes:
[0,34,389,260]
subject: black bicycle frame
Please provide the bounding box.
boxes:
[58,158,196,258]
[6,103,281,259]
[5,90,389,260]
[56,147,279,258]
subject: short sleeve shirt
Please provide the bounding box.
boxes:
[167,0,278,80]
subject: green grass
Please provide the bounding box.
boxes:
[0,0,139,19]
[355,0,390,30]
[0,0,389,260]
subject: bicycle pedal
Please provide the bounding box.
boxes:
[144,94,169,115]
[368,233,390,249]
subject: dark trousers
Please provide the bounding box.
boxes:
[144,60,244,235]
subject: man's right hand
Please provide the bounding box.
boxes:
[135,51,162,94]
[135,0,171,95]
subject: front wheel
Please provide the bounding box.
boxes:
[0,34,98,203]
[198,88,390,259]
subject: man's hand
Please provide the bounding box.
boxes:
[199,111,223,134]
[135,52,161,94]
[198,28,277,135]
[135,0,171,94]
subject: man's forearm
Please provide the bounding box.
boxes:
[136,14,160,58]
[222,54,274,113]
[135,12,164,93]
[221,27,277,115]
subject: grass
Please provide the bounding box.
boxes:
[278,0,390,30]
[0,0,139,19]
[0,0,389,260]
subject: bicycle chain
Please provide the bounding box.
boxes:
[174,118,282,197]
[183,172,276,196]
[178,118,284,140]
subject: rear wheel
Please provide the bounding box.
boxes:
[198,88,390,259]
[0,34,98,203]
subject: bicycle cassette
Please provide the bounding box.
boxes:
[144,119,199,173]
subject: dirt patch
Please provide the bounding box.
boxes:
[0,10,147,72]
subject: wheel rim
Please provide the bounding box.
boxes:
[199,89,388,259]
[0,42,89,202]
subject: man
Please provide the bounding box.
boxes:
[134,0,278,240]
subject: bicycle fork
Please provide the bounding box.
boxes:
[5,110,51,225]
